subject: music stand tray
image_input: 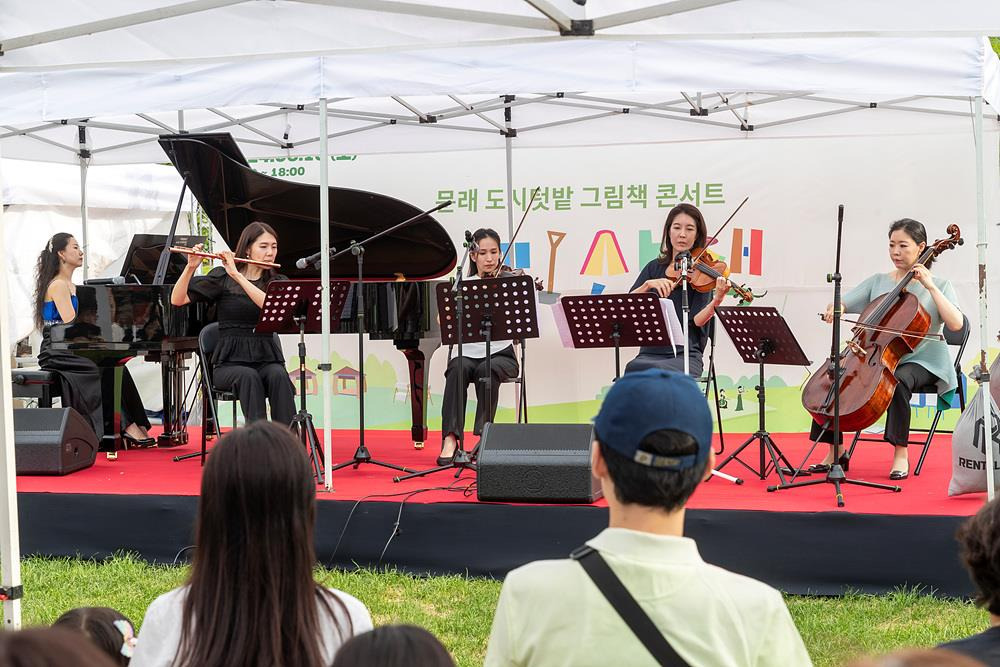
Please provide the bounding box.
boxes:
[557,292,680,380]
[396,274,540,482]
[714,306,810,484]
[255,279,351,484]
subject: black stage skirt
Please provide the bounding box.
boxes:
[38,325,104,440]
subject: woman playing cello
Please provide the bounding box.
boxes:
[807,218,964,480]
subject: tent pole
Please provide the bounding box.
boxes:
[974,95,994,501]
[79,127,90,280]
[0,158,24,628]
[319,98,334,492]
[504,95,515,238]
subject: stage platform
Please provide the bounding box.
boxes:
[15,429,983,597]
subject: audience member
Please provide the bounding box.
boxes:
[938,498,1000,663]
[53,606,136,665]
[0,626,118,666]
[330,624,456,667]
[484,369,812,666]
[847,648,984,666]
[130,421,372,667]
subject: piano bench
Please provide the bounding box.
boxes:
[12,370,61,408]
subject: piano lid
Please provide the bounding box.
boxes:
[157,133,457,281]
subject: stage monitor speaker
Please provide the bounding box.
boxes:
[14,408,98,475]
[477,423,602,503]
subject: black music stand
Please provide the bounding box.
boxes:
[395,274,540,481]
[559,292,680,380]
[254,279,351,484]
[713,307,808,484]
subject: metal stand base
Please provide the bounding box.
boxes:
[394,446,476,482]
[291,409,326,484]
[767,463,901,508]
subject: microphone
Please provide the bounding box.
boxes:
[674,250,692,271]
[838,204,844,224]
[295,247,338,270]
[83,276,125,286]
[464,230,479,252]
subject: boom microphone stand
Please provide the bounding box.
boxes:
[768,205,901,506]
[328,201,450,475]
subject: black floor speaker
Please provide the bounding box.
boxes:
[477,423,603,503]
[14,408,98,475]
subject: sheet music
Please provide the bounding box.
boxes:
[659,298,685,352]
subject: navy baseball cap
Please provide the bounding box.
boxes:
[593,369,713,470]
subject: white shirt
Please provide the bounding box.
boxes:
[130,586,372,667]
[485,527,812,667]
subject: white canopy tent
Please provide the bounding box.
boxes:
[2,0,1000,629]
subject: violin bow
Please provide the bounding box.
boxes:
[492,186,540,278]
[689,195,750,267]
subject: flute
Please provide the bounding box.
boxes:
[169,246,281,269]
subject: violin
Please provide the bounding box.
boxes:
[801,224,963,433]
[494,264,544,291]
[665,247,757,305]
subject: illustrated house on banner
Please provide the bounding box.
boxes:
[333,366,367,397]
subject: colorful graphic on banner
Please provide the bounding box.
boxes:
[638,229,661,267]
[581,230,629,276]
[729,228,764,275]
[500,242,531,269]
[547,230,567,293]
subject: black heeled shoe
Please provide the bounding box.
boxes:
[807,454,850,474]
[122,432,156,449]
[436,448,456,467]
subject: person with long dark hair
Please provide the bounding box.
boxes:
[625,203,729,378]
[170,221,295,425]
[808,218,964,480]
[130,421,372,667]
[437,227,520,465]
[34,233,154,446]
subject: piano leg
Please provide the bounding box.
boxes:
[401,348,429,449]
[99,365,124,456]
[158,351,190,447]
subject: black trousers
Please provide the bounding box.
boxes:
[624,352,703,379]
[213,362,296,426]
[441,347,519,439]
[810,362,937,447]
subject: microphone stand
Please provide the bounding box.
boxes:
[676,252,692,377]
[326,201,450,475]
[768,205,901,505]
[395,234,478,482]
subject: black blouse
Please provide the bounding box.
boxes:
[188,266,285,365]
[629,258,712,358]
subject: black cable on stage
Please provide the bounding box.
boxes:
[376,475,477,565]
[327,473,476,565]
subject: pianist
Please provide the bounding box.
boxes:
[34,233,155,447]
[170,222,296,426]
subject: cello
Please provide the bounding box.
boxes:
[801,225,963,433]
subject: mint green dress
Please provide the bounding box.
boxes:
[841,272,960,397]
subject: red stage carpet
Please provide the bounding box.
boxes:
[16,429,986,517]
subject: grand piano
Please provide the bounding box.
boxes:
[158,132,457,447]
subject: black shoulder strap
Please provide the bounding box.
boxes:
[571,545,690,667]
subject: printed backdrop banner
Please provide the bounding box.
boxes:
[245,132,998,432]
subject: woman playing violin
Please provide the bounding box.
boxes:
[437,228,520,465]
[808,218,964,480]
[626,203,729,378]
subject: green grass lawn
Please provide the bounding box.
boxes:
[14,556,990,667]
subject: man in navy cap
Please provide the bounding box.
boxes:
[485,369,811,667]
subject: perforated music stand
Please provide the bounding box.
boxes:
[255,279,351,484]
[395,275,539,481]
[560,292,677,380]
[713,306,809,484]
